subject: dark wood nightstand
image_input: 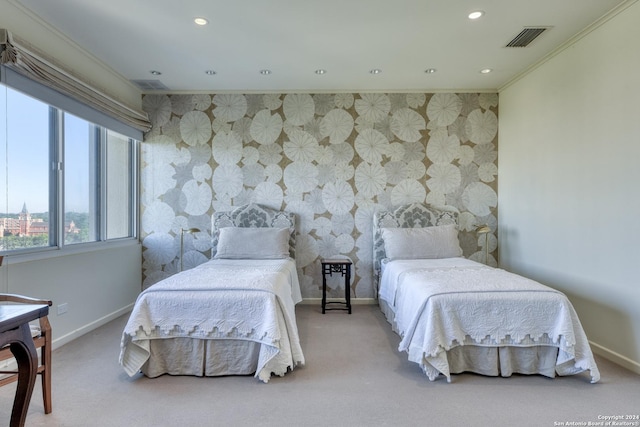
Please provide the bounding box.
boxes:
[321,259,352,314]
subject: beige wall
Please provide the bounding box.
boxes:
[1,243,141,348]
[498,1,640,373]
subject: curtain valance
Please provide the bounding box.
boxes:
[1,28,151,133]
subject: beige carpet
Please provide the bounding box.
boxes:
[1,304,639,427]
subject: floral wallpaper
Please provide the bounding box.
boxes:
[140,92,499,298]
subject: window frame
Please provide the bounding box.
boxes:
[1,65,140,259]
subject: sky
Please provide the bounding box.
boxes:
[1,84,89,215]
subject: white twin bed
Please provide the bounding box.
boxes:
[374,203,600,383]
[119,204,305,383]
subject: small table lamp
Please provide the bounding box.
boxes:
[476,225,491,265]
[180,228,200,271]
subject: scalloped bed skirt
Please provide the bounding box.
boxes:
[379,299,561,381]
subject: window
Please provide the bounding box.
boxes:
[0,86,51,251]
[64,112,98,245]
[0,69,139,254]
[105,130,133,240]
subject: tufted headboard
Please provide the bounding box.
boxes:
[372,203,459,289]
[212,203,296,259]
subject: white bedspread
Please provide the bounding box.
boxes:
[379,258,600,383]
[119,258,305,382]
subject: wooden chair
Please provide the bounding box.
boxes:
[0,294,53,414]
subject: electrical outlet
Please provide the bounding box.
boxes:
[57,303,68,315]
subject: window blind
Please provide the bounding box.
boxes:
[1,28,151,136]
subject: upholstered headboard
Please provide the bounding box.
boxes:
[212,203,296,259]
[372,203,459,288]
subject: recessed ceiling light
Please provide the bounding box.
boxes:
[468,10,484,20]
[370,69,382,75]
[205,70,216,75]
[480,68,493,74]
[425,68,437,74]
[194,17,208,26]
[260,69,272,75]
[315,69,327,75]
[150,70,162,76]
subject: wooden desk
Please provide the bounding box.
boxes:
[0,303,49,427]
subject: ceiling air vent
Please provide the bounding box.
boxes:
[130,79,170,91]
[506,27,548,47]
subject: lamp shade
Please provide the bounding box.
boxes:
[476,225,491,234]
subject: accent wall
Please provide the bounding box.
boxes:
[140,92,499,299]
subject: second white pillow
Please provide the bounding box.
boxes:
[381,224,463,260]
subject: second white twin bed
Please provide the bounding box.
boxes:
[374,203,600,383]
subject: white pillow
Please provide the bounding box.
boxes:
[214,227,290,259]
[381,225,463,260]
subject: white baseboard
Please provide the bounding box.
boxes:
[300,298,378,305]
[51,303,134,350]
[590,340,640,375]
